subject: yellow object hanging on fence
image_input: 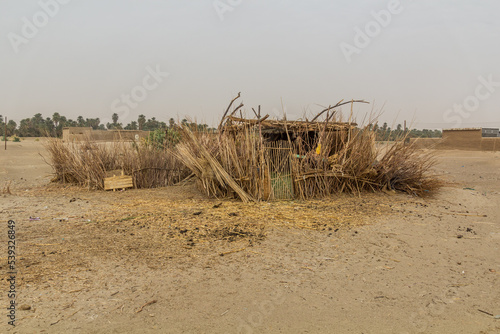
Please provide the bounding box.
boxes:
[316,143,321,155]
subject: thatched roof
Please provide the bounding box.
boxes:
[223,115,357,133]
[217,95,367,134]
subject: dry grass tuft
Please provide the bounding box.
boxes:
[373,140,442,196]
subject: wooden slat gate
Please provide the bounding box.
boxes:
[265,141,294,200]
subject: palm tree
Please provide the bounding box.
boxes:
[77,116,85,127]
[6,120,17,136]
[125,121,138,130]
[86,118,100,130]
[138,114,146,130]
[52,112,61,128]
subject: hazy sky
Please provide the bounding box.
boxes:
[1,0,499,129]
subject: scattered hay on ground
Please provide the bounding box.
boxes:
[14,187,401,284]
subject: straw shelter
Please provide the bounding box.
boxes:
[175,94,440,202]
[220,114,360,200]
[45,94,440,199]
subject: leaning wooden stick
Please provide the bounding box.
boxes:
[311,99,368,122]
[218,92,241,132]
[230,103,244,117]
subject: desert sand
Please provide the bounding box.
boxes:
[1,139,499,333]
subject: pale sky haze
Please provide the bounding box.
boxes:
[1,0,499,129]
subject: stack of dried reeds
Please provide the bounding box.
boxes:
[175,127,256,202]
[292,127,440,197]
[45,136,189,189]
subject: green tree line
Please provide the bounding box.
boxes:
[368,122,442,141]
[1,114,440,140]
[0,113,213,138]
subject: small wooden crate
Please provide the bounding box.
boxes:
[104,170,133,191]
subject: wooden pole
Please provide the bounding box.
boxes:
[4,117,7,150]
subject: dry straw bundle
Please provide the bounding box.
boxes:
[175,129,254,202]
[45,135,189,189]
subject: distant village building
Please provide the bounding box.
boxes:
[411,127,500,151]
[62,127,150,142]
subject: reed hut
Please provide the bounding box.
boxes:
[45,93,439,198]
[176,96,400,201]
[177,94,440,201]
[220,115,359,200]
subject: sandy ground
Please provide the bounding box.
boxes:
[1,138,500,334]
